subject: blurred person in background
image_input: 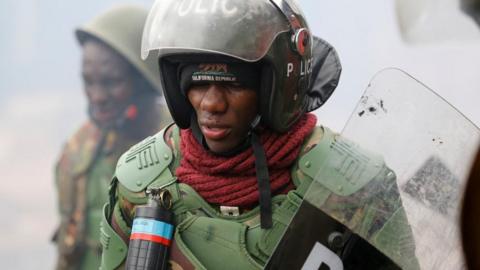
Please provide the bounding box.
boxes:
[51,5,170,270]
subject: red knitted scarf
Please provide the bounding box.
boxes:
[176,113,317,208]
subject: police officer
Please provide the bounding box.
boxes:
[100,1,418,269]
[52,5,170,270]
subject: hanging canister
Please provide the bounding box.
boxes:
[125,188,174,270]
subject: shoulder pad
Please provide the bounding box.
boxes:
[299,127,386,196]
[116,127,173,192]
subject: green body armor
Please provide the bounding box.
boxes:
[100,125,417,270]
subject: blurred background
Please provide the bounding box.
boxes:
[1,0,479,269]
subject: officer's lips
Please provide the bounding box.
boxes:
[200,124,231,140]
[92,107,116,123]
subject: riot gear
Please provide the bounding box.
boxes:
[141,0,340,133]
[139,0,341,230]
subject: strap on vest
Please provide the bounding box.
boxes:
[251,132,273,229]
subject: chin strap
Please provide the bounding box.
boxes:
[251,131,273,229]
[249,115,272,229]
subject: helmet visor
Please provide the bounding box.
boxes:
[141,0,290,62]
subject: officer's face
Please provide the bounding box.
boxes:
[82,40,134,128]
[188,83,258,153]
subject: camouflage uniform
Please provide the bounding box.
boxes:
[52,5,171,270]
[54,122,137,269]
[54,114,170,270]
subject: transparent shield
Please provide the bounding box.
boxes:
[141,0,290,61]
[307,68,480,269]
[267,68,480,270]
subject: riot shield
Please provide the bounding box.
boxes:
[266,68,480,270]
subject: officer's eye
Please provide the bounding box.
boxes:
[223,82,248,92]
[82,76,93,87]
[226,83,243,89]
[189,83,210,92]
[101,77,123,89]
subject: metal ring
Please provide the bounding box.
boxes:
[159,189,173,210]
[293,28,310,56]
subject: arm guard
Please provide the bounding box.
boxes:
[100,203,128,270]
[100,127,176,269]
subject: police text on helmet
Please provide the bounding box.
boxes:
[287,57,313,77]
[175,0,238,17]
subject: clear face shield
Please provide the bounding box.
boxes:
[141,0,292,62]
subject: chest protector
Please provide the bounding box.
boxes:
[103,125,389,270]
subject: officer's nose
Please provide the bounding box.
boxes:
[86,84,109,104]
[200,84,228,114]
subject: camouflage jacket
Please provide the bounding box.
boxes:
[53,120,164,270]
